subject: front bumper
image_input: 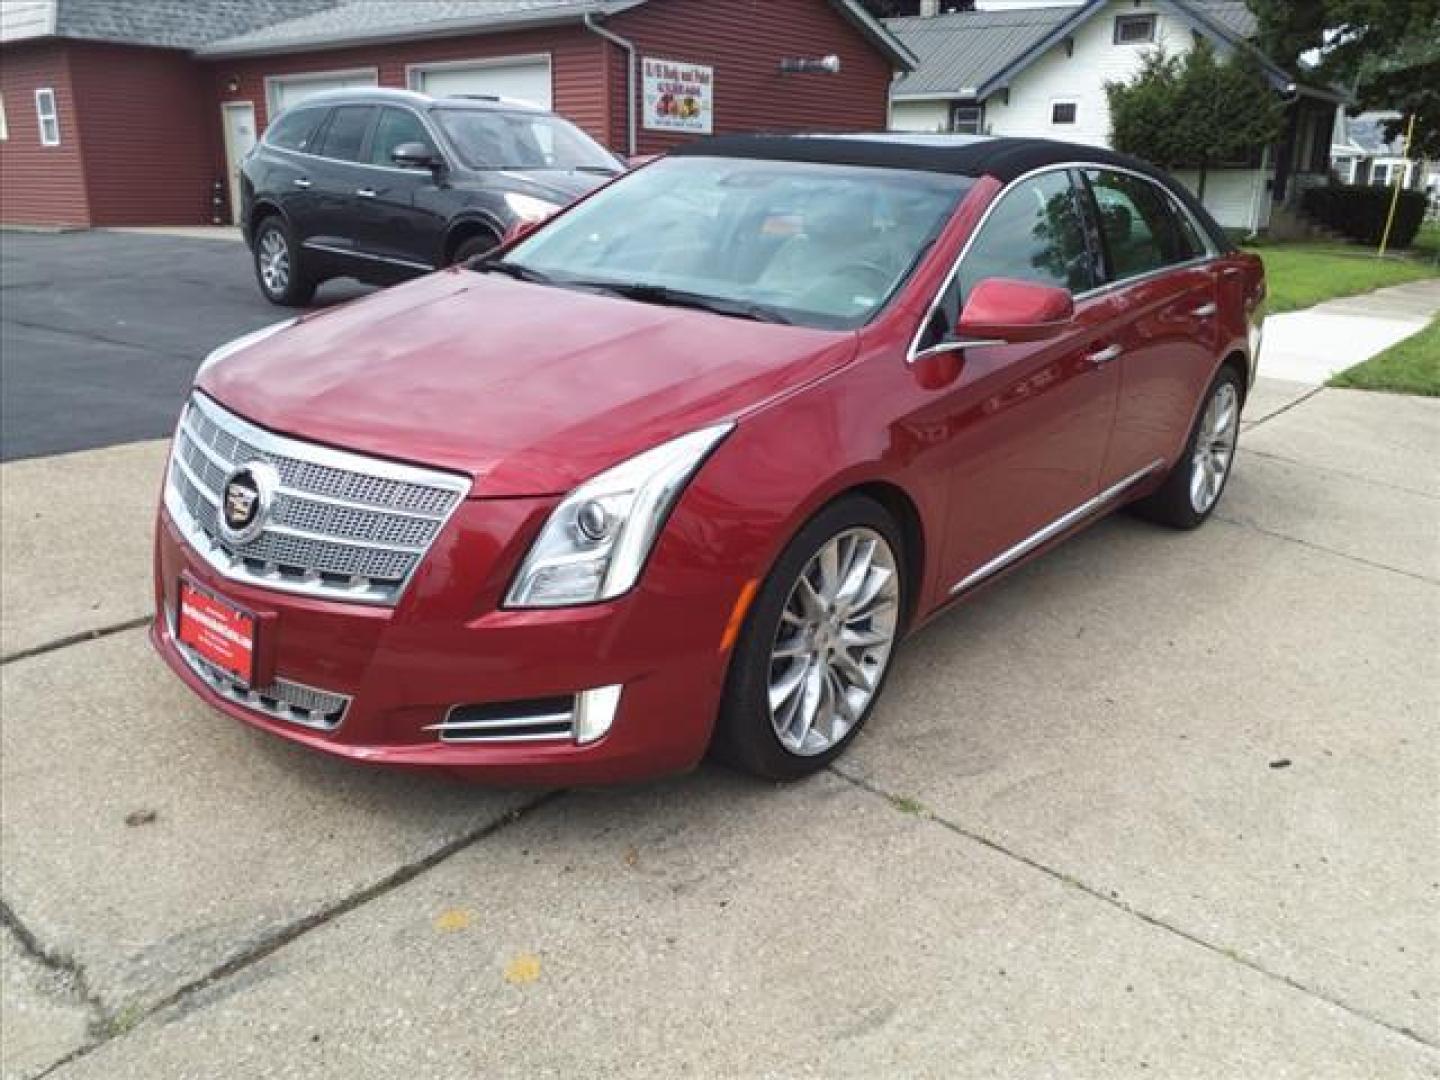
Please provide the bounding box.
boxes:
[151,500,740,785]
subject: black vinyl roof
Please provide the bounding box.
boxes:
[670,133,1234,250]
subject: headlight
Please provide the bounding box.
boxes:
[505,424,734,608]
[194,318,295,381]
[503,192,561,222]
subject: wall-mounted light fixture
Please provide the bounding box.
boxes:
[225,76,241,95]
[780,54,841,75]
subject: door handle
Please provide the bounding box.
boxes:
[292,178,312,189]
[356,187,377,198]
[1087,343,1123,367]
[1192,302,1218,318]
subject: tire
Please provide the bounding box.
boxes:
[1132,364,1244,529]
[252,215,316,307]
[714,495,908,781]
[451,231,501,265]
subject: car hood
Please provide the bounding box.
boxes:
[200,270,855,498]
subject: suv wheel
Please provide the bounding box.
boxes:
[254,216,316,306]
[451,230,501,265]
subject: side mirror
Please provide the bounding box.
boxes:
[955,278,1074,344]
[391,142,443,171]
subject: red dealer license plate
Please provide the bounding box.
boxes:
[177,580,256,686]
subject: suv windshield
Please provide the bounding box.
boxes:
[434,107,621,172]
[498,156,972,330]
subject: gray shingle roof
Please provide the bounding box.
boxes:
[1337,111,1407,156]
[1188,0,1258,39]
[46,0,343,49]
[888,0,1280,101]
[887,5,1075,98]
[197,0,639,56]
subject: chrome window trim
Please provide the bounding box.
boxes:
[165,392,471,607]
[264,104,453,175]
[907,160,1221,365]
[948,458,1165,596]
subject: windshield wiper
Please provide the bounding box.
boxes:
[570,164,623,176]
[470,258,552,284]
[569,281,793,325]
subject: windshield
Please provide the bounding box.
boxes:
[434,107,621,172]
[499,156,972,330]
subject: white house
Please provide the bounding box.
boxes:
[1330,111,1428,190]
[886,0,1346,233]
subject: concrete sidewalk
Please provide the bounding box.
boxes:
[1,383,1436,1079]
[1258,278,1440,385]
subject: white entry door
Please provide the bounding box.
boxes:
[221,102,257,226]
[409,56,552,109]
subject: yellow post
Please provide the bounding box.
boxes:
[1377,112,1417,258]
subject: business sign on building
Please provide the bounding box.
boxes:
[642,57,713,134]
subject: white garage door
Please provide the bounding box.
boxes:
[411,57,552,110]
[268,70,378,115]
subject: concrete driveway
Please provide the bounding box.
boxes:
[2,366,1436,1077]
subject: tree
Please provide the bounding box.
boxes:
[1248,0,1440,158]
[1106,41,1285,202]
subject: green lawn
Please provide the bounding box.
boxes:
[1329,316,1440,397]
[1248,242,1438,314]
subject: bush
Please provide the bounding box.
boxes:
[1302,185,1428,246]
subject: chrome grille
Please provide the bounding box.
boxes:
[164,393,469,606]
[170,615,350,731]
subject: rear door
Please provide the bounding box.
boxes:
[354,106,450,269]
[306,104,378,257]
[1079,168,1220,488]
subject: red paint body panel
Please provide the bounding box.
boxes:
[199,268,855,497]
[153,166,1264,783]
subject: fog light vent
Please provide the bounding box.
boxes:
[427,697,576,743]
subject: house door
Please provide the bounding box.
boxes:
[221,102,258,225]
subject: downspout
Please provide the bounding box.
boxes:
[584,12,637,158]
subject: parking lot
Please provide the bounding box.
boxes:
[2,231,1437,1078]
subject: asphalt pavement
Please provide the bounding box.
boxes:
[0,230,368,461]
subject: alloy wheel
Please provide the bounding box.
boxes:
[258,229,290,296]
[767,527,900,757]
[1190,381,1239,513]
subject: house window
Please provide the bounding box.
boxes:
[1115,14,1157,44]
[1051,101,1077,125]
[1371,164,1389,187]
[950,103,982,135]
[35,87,60,146]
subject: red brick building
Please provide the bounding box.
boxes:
[0,0,914,228]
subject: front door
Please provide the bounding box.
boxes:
[920,169,1121,592]
[354,106,450,269]
[221,102,257,225]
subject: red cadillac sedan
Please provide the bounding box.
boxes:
[153,134,1264,783]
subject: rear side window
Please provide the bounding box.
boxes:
[1083,169,1197,280]
[316,105,375,162]
[960,170,1095,301]
[266,107,324,152]
[369,107,438,166]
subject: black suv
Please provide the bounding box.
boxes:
[240,88,624,305]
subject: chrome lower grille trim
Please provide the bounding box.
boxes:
[164,392,469,606]
[426,698,577,743]
[166,611,350,731]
